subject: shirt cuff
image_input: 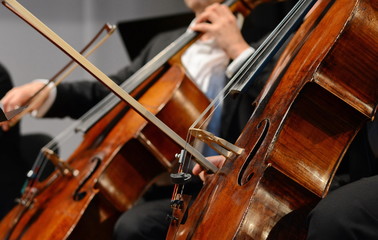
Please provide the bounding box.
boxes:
[31,79,56,118]
[226,47,255,78]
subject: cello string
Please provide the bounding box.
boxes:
[26,121,79,184]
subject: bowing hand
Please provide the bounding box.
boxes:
[0,81,49,131]
[192,155,226,183]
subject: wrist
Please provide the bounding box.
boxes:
[228,42,250,60]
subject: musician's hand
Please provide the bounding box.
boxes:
[192,155,226,182]
[0,81,49,131]
[191,3,249,60]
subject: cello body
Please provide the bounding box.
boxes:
[170,0,378,239]
[0,64,210,240]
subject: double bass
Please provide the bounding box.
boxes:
[167,0,377,238]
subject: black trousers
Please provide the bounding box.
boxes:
[307,175,378,240]
[113,198,171,240]
[113,181,202,240]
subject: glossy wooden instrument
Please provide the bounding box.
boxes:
[168,0,378,238]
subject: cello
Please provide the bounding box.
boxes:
[0,0,262,239]
[167,0,378,239]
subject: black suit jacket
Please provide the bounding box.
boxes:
[0,63,20,152]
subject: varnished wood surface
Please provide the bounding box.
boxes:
[169,0,378,239]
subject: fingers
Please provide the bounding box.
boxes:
[191,3,233,33]
[192,162,204,176]
[192,155,226,176]
[195,3,222,24]
[1,89,25,131]
[2,90,24,112]
[1,81,46,113]
[190,3,248,59]
[0,121,11,131]
[195,3,231,24]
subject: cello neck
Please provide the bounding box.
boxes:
[230,0,318,94]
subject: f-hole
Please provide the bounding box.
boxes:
[73,155,102,201]
[238,119,269,186]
